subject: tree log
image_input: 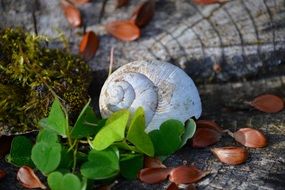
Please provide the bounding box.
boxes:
[0,0,284,189]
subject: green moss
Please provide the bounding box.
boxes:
[0,28,91,135]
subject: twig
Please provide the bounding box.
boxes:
[99,0,109,22]
[223,129,234,138]
[32,0,39,35]
[108,47,115,76]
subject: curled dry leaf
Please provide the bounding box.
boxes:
[106,20,140,41]
[144,157,166,168]
[139,167,172,184]
[130,0,155,28]
[166,182,179,190]
[169,165,208,185]
[211,146,248,165]
[233,128,267,148]
[17,166,46,189]
[192,128,222,148]
[248,94,284,113]
[79,31,100,60]
[0,169,6,180]
[71,0,90,4]
[196,120,223,133]
[212,63,222,73]
[193,0,229,5]
[116,0,129,8]
[62,3,82,27]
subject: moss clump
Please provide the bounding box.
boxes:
[0,28,91,135]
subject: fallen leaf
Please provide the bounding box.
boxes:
[248,94,284,113]
[79,31,100,60]
[17,166,46,189]
[0,170,6,180]
[72,0,90,4]
[193,0,229,4]
[211,146,248,165]
[169,165,208,184]
[106,20,140,41]
[130,0,155,28]
[196,120,223,133]
[144,157,166,168]
[116,0,129,8]
[62,3,82,27]
[139,167,172,184]
[166,182,179,190]
[233,128,267,148]
[213,63,222,73]
[192,128,221,148]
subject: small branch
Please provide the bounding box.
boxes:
[223,129,234,138]
[32,0,39,35]
[108,47,115,77]
[99,0,109,22]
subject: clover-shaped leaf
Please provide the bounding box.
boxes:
[48,172,81,190]
[92,109,130,150]
[80,147,119,180]
[149,120,184,156]
[127,107,154,156]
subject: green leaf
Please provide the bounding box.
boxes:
[71,99,99,139]
[48,172,63,190]
[7,136,34,167]
[39,98,67,137]
[36,129,58,144]
[92,109,130,150]
[58,147,73,170]
[126,107,154,156]
[31,141,61,175]
[48,172,82,190]
[120,154,143,180]
[80,147,120,180]
[180,119,196,148]
[149,120,184,156]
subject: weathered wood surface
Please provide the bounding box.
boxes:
[1,0,285,189]
[1,0,284,82]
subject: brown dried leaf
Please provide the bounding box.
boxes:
[169,165,208,184]
[196,120,223,133]
[248,94,284,113]
[62,3,82,27]
[233,128,267,148]
[130,0,155,28]
[139,168,172,184]
[193,0,229,4]
[166,182,179,190]
[72,0,90,4]
[192,128,221,148]
[17,166,46,189]
[144,157,166,168]
[106,20,140,41]
[116,0,129,8]
[0,169,6,180]
[211,146,248,165]
[79,31,100,60]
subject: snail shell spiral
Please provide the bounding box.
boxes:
[99,60,202,132]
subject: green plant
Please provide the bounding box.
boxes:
[8,97,196,189]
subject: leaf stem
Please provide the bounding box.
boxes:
[72,142,78,173]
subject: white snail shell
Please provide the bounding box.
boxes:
[99,60,202,132]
